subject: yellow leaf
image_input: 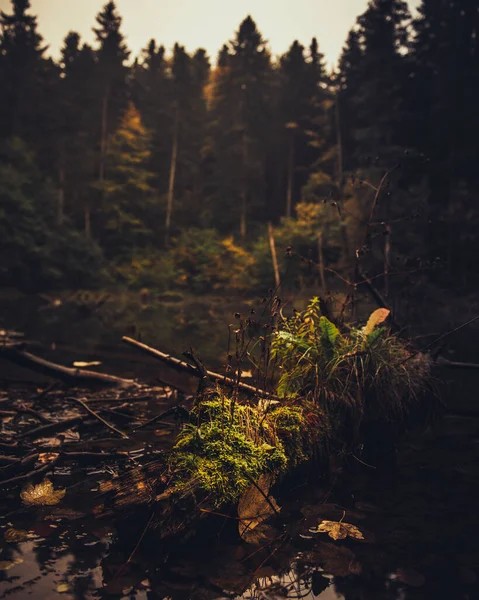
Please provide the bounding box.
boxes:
[364,308,390,335]
[237,474,280,540]
[38,453,60,464]
[4,528,30,543]
[316,520,364,541]
[21,479,66,507]
[57,583,71,593]
[73,361,102,368]
[0,557,24,570]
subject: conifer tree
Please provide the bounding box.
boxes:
[209,16,274,237]
[93,1,130,186]
[101,102,154,257]
[0,0,46,143]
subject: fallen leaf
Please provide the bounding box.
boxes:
[237,473,280,540]
[364,308,390,335]
[315,519,364,541]
[73,361,102,368]
[21,479,66,506]
[57,583,71,593]
[0,557,24,570]
[4,528,30,543]
[38,453,60,464]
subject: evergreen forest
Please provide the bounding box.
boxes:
[1,0,478,296]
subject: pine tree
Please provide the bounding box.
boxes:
[338,0,411,170]
[279,41,308,218]
[101,102,154,257]
[58,33,98,231]
[131,39,170,215]
[413,0,479,275]
[165,43,210,244]
[93,1,130,187]
[0,0,46,142]
[208,16,274,237]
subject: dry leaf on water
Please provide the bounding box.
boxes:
[0,557,24,570]
[4,528,30,543]
[237,473,280,540]
[364,308,390,335]
[21,479,66,507]
[315,520,364,541]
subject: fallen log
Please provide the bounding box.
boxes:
[0,346,137,389]
[122,337,279,400]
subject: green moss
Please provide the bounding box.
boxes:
[169,396,321,506]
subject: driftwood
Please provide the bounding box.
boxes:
[0,346,137,389]
[435,356,479,370]
[122,336,280,400]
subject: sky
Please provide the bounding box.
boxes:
[0,0,421,67]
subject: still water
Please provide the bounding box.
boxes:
[0,291,478,599]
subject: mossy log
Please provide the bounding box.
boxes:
[101,304,435,542]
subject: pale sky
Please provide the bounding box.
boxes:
[0,0,420,67]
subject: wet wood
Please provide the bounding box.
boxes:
[122,337,280,400]
[65,396,129,439]
[0,347,137,389]
[18,416,83,440]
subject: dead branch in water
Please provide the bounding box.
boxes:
[122,336,280,400]
[0,346,137,389]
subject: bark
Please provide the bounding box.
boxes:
[122,337,279,400]
[268,222,280,288]
[165,107,179,246]
[0,347,137,389]
[99,87,109,185]
[286,134,295,218]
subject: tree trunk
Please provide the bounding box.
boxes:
[84,204,91,238]
[335,91,350,262]
[99,88,109,185]
[268,222,280,288]
[335,91,343,186]
[165,107,179,246]
[240,131,248,239]
[286,134,295,218]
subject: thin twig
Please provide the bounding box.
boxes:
[399,315,479,366]
[65,397,129,439]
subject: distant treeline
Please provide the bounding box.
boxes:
[0,0,478,291]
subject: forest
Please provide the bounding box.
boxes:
[1,0,478,296]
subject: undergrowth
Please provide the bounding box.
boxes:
[167,298,431,508]
[272,298,431,426]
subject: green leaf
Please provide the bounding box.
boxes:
[275,331,311,351]
[319,317,340,349]
[366,326,387,345]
